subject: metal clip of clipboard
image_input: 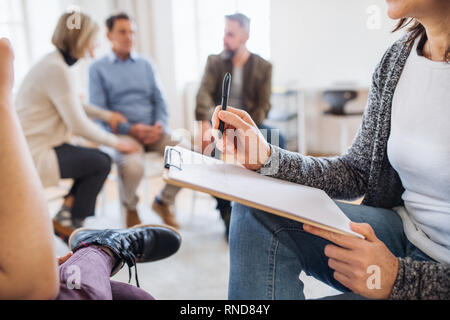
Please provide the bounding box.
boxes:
[164,147,183,171]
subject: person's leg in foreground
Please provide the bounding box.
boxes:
[0,38,59,299]
[57,224,181,300]
[228,201,427,300]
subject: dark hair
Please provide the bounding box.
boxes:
[106,13,132,32]
[225,13,250,32]
[393,18,449,62]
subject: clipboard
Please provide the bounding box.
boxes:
[163,146,363,238]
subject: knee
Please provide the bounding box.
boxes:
[120,157,145,182]
[233,203,270,222]
[97,152,112,176]
[233,203,297,235]
[229,204,274,256]
[231,203,252,224]
[230,203,263,235]
[232,203,252,216]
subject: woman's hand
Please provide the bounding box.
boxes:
[211,106,271,171]
[57,251,73,266]
[108,112,128,133]
[116,137,141,154]
[303,222,399,299]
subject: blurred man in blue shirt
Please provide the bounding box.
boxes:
[89,13,182,229]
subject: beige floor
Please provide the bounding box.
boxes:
[49,161,341,300]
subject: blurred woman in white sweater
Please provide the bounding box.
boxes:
[15,11,139,242]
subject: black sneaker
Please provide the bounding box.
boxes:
[68,224,182,287]
[53,206,76,244]
[54,206,72,226]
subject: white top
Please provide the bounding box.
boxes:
[388,38,450,264]
[15,50,118,188]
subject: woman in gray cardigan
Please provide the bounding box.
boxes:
[212,0,449,300]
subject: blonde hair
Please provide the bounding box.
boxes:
[52,11,99,59]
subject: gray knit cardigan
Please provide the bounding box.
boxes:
[260,34,449,300]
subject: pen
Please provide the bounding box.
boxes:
[218,72,232,134]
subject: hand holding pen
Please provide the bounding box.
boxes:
[211,105,271,171]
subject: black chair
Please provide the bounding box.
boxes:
[323,90,359,116]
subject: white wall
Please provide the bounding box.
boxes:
[269,0,402,154]
[172,0,404,153]
[270,0,399,89]
[148,0,183,130]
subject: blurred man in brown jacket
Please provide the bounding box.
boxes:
[195,13,285,241]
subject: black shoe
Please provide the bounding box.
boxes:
[220,207,232,242]
[53,206,80,244]
[53,219,75,245]
[68,224,182,287]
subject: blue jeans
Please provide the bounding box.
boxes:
[228,201,434,300]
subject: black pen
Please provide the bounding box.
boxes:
[218,72,232,134]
